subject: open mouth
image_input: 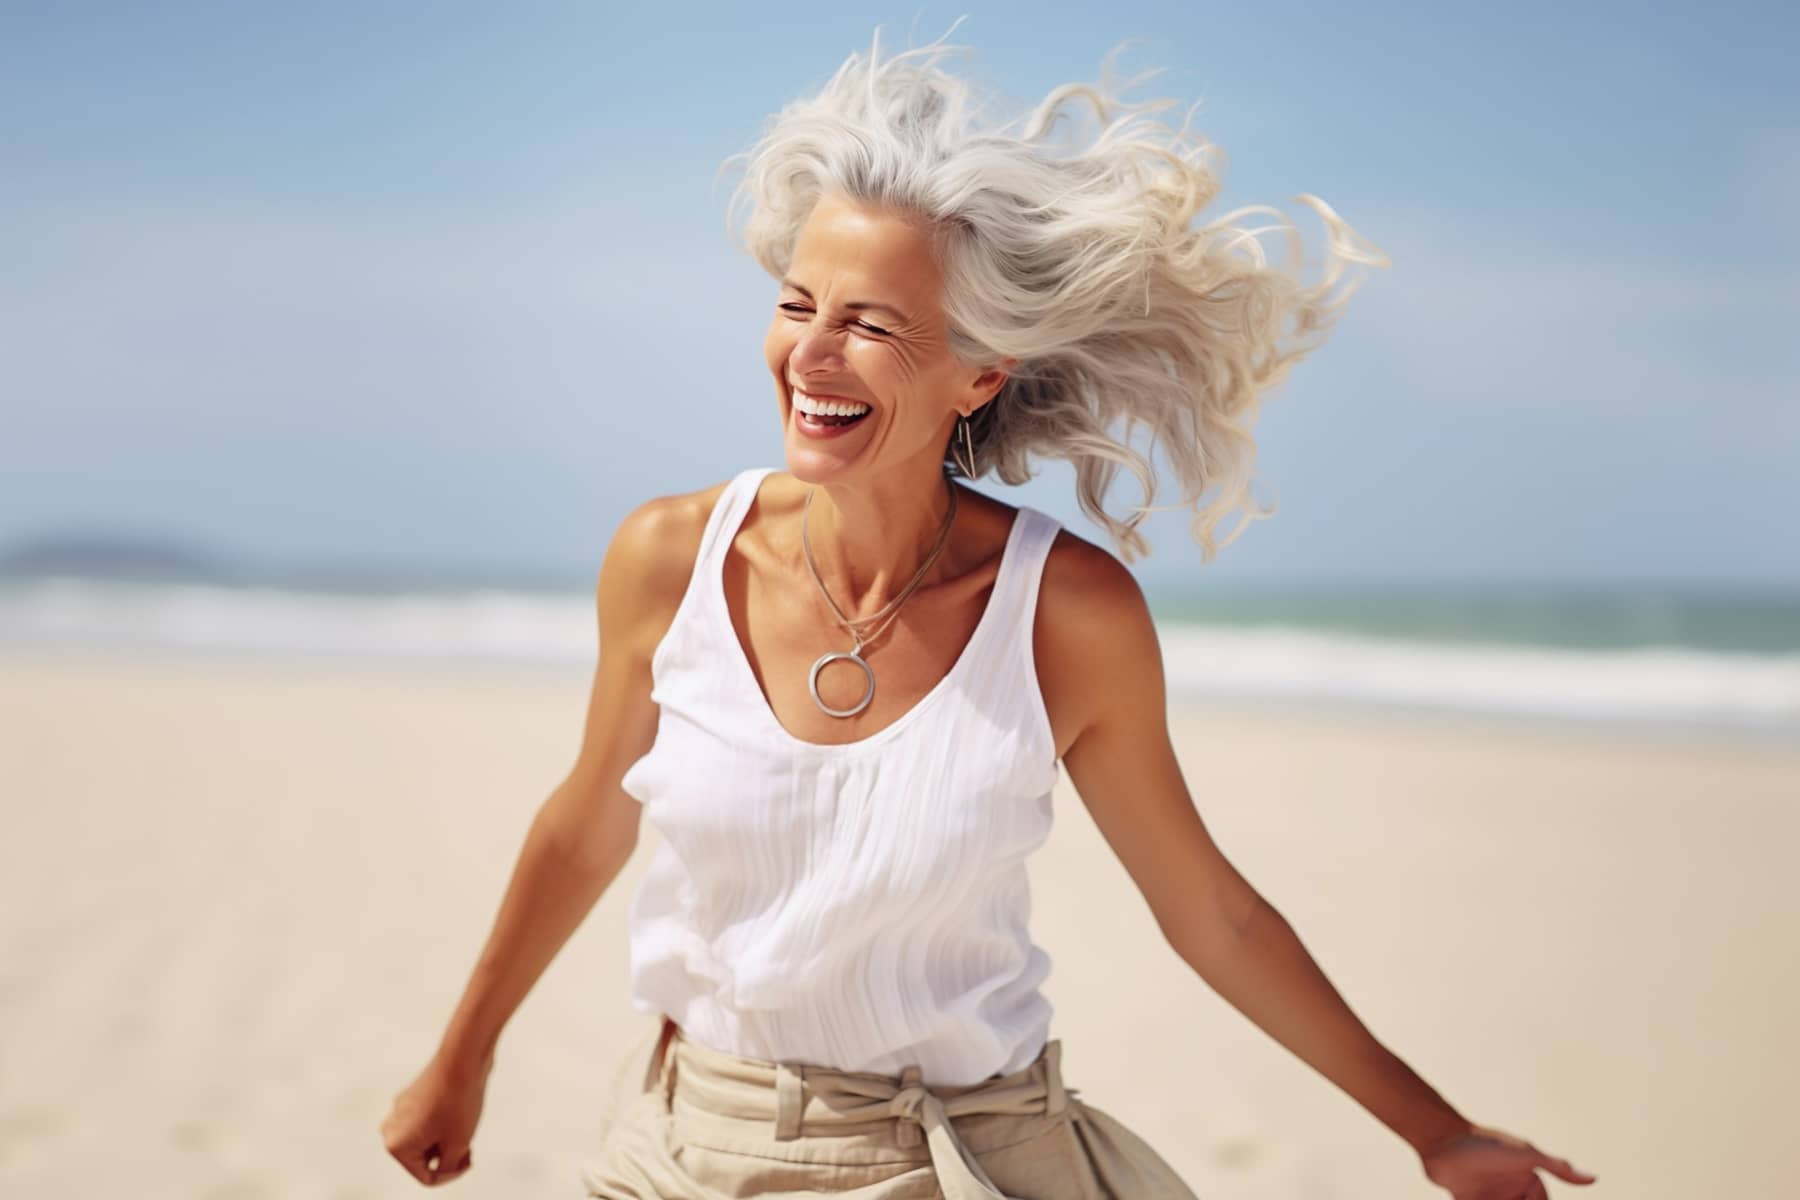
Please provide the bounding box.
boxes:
[792,389,872,432]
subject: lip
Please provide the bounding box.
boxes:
[790,382,864,404]
[789,395,872,441]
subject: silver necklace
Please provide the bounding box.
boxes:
[800,471,959,718]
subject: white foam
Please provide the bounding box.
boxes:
[1158,623,1800,732]
[0,578,594,664]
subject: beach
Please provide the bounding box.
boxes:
[2,647,1794,1199]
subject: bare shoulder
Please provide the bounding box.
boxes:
[1033,525,1164,751]
[605,478,728,589]
[597,477,732,654]
[1037,525,1150,621]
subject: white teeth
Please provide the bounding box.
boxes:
[793,389,871,418]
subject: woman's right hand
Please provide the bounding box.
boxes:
[375,494,679,1188]
[380,1050,496,1187]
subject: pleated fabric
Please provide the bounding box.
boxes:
[579,1017,1202,1200]
[620,466,1066,1086]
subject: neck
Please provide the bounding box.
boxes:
[800,465,958,617]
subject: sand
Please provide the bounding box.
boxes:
[1,647,1795,1199]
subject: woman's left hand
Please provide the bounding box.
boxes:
[1419,1122,1597,1199]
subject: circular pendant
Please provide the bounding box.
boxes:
[808,650,875,718]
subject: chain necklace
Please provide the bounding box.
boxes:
[800,470,959,718]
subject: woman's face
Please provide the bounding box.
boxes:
[765,191,1005,484]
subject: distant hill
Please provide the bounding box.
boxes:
[0,530,590,594]
[0,532,243,582]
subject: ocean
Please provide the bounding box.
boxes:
[2,573,1795,739]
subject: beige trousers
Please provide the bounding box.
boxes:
[579,1017,1200,1199]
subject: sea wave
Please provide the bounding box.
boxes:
[0,578,594,664]
[1157,624,1800,733]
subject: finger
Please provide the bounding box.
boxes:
[430,1146,473,1183]
[389,1141,434,1186]
[1524,1175,1550,1200]
[1534,1149,1598,1184]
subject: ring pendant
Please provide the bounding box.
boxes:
[808,649,876,718]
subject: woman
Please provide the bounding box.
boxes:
[381,26,1597,1200]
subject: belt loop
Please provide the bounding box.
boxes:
[774,1061,806,1140]
[643,1015,678,1102]
[893,1066,924,1148]
[1042,1039,1069,1116]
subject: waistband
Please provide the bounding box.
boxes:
[639,1016,1072,1200]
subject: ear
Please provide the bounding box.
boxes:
[962,356,1018,417]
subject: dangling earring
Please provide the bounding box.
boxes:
[954,413,977,477]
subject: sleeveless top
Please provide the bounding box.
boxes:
[620,466,1065,1087]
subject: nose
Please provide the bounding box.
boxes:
[788,313,847,375]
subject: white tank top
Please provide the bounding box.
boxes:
[620,466,1064,1087]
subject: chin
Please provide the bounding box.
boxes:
[782,404,876,480]
[783,445,852,486]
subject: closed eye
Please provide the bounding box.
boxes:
[778,303,890,337]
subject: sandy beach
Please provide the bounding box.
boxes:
[2,647,1794,1199]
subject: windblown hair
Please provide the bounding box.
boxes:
[721,19,1388,563]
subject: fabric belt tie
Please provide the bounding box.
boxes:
[651,1020,1073,1200]
[777,1057,1066,1200]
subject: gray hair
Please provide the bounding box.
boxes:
[722,20,1388,563]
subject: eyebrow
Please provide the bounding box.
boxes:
[779,280,911,324]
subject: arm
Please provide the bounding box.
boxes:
[431,493,696,1076]
[1041,540,1595,1195]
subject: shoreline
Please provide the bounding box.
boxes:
[5,641,1795,750]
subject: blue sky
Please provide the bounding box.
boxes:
[3,1,1796,588]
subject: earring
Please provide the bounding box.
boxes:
[954,414,977,477]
